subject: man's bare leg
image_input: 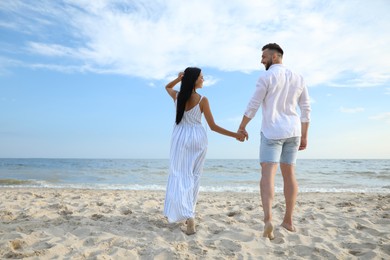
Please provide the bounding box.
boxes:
[260,163,278,239]
[280,163,298,232]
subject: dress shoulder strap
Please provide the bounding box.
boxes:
[198,95,203,104]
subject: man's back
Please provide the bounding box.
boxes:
[245,64,310,139]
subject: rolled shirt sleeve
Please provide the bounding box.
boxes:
[298,85,311,123]
[244,76,267,119]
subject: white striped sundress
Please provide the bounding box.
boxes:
[164,95,208,223]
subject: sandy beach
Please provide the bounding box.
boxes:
[0,188,389,259]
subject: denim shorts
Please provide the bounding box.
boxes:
[260,132,300,165]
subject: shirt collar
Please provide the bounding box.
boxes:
[269,64,283,69]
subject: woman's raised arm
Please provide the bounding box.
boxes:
[165,72,184,100]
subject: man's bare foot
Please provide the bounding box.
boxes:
[186,218,196,235]
[263,222,274,240]
[281,222,296,232]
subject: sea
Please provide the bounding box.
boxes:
[0,159,389,193]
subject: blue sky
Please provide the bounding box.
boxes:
[0,0,389,159]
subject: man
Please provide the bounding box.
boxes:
[238,43,311,240]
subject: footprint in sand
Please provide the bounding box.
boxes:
[344,242,378,258]
[380,243,390,255]
[10,239,23,250]
[208,224,224,234]
[59,206,73,216]
[120,208,133,215]
[245,205,254,211]
[343,242,377,251]
[0,210,14,221]
[336,201,355,207]
[3,251,34,259]
[91,213,104,220]
[227,211,240,217]
[188,241,208,256]
[217,239,242,254]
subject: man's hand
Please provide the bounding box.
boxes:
[299,137,307,150]
[236,128,248,142]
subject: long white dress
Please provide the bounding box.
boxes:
[164,96,208,223]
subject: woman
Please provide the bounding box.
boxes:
[164,67,244,235]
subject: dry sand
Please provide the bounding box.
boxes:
[1,188,389,259]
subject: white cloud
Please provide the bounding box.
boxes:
[0,21,19,30]
[370,112,390,123]
[340,106,364,114]
[203,75,219,87]
[161,71,219,89]
[1,0,390,87]
[26,42,78,57]
[385,88,390,95]
[0,56,23,75]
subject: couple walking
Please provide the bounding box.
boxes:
[163,43,311,239]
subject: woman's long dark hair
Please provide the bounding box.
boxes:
[176,67,201,124]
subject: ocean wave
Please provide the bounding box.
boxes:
[1,159,389,193]
[1,182,388,193]
[0,179,35,185]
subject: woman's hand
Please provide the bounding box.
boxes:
[236,129,248,142]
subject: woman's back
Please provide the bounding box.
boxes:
[175,93,204,126]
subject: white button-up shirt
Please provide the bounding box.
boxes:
[244,64,311,139]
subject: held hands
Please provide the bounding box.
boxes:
[236,128,248,142]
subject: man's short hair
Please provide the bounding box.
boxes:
[262,43,284,56]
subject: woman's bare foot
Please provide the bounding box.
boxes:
[186,218,196,235]
[281,222,296,232]
[263,222,274,240]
